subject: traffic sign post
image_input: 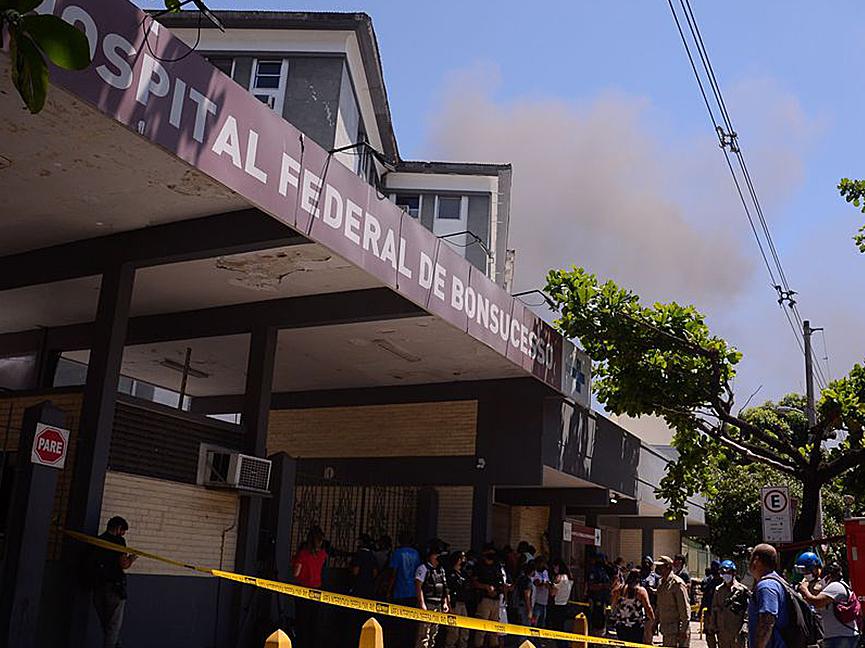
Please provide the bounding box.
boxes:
[30,423,70,469]
[0,402,68,648]
[761,486,793,544]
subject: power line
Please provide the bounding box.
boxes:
[674,0,830,391]
[820,329,832,384]
[665,0,830,392]
[664,0,777,288]
[679,0,793,296]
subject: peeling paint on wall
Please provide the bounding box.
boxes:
[214,247,351,291]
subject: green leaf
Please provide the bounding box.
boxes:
[0,0,42,12]
[21,14,91,70]
[10,30,48,114]
[164,0,183,11]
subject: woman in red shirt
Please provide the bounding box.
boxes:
[292,526,327,647]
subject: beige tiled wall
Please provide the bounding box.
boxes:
[268,401,477,457]
[99,470,239,576]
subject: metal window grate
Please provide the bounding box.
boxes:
[292,474,418,567]
[237,455,271,491]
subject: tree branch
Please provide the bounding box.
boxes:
[620,309,718,359]
[697,418,799,473]
[710,396,807,468]
[710,428,799,476]
[822,446,865,480]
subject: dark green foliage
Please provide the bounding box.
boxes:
[0,2,92,113]
[838,178,865,252]
[545,267,865,541]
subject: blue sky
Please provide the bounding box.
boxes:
[144,0,865,433]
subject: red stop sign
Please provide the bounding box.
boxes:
[34,427,66,464]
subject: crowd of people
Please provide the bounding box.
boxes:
[288,528,862,648]
[86,517,863,648]
[290,529,580,648]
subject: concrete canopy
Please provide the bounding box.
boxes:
[0,59,546,397]
[0,61,246,256]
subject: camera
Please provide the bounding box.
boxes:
[725,587,749,615]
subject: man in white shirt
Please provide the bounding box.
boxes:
[530,556,552,627]
[798,562,860,648]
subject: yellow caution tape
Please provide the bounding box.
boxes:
[64,529,651,648]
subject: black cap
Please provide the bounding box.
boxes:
[427,538,447,556]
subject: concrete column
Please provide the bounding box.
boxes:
[263,452,297,582]
[66,264,135,532]
[233,325,277,646]
[0,402,66,648]
[33,334,60,389]
[471,483,493,551]
[548,502,565,561]
[416,487,439,552]
[642,528,654,560]
[258,452,297,637]
[64,263,135,648]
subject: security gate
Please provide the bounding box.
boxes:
[292,474,418,566]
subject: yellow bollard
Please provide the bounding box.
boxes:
[519,641,537,648]
[359,617,384,648]
[265,629,292,648]
[572,613,588,648]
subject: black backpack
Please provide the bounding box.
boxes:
[762,574,824,648]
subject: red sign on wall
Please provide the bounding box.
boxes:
[571,525,602,546]
[31,423,71,469]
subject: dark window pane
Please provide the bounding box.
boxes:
[254,94,275,108]
[437,196,461,219]
[396,195,420,218]
[254,76,280,89]
[207,56,233,76]
[257,61,282,75]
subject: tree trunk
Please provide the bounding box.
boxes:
[793,475,821,543]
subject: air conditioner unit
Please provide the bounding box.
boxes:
[201,449,271,494]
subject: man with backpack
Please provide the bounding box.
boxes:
[798,562,861,648]
[749,543,824,648]
[749,544,791,648]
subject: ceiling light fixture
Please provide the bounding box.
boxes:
[373,339,420,363]
[160,357,209,378]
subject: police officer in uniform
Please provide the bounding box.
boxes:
[415,539,450,648]
[708,560,749,648]
[655,556,691,648]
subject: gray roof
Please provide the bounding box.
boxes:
[155,10,399,162]
[395,161,511,176]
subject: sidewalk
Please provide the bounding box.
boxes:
[647,621,708,648]
[504,619,708,648]
[686,620,709,648]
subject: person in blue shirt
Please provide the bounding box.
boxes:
[748,544,789,648]
[387,531,421,647]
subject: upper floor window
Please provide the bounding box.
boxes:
[395,195,421,218]
[436,196,463,220]
[433,195,469,243]
[250,59,288,113]
[206,56,234,78]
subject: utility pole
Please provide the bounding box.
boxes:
[803,320,824,540]
[804,320,817,427]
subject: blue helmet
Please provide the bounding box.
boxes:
[795,551,822,573]
[720,560,736,573]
